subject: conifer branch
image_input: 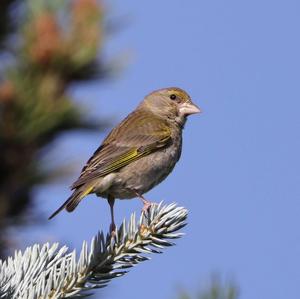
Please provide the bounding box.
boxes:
[0,202,187,298]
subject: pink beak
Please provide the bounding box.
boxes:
[179,102,202,116]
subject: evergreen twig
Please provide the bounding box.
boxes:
[0,202,187,298]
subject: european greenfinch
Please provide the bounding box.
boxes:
[49,87,201,230]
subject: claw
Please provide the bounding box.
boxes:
[108,195,116,237]
[109,222,116,237]
[142,200,152,213]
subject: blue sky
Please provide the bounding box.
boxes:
[15,0,300,298]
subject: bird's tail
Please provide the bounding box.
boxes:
[48,186,93,220]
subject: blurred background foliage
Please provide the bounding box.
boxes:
[178,277,239,299]
[0,0,109,258]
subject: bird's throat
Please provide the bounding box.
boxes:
[174,114,187,129]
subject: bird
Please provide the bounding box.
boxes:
[49,87,201,231]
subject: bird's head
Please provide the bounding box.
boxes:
[140,87,201,127]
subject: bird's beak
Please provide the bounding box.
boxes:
[179,102,202,116]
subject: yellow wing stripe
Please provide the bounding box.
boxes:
[111,149,139,167]
[81,186,94,198]
[101,132,170,175]
[103,149,144,174]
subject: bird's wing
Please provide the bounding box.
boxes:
[71,110,172,189]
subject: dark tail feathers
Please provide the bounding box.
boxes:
[48,189,83,220]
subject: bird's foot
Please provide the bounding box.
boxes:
[134,191,153,213]
[142,199,153,214]
[142,200,158,225]
[109,222,117,237]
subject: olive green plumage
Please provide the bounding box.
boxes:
[49,87,200,221]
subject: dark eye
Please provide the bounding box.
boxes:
[170,94,177,100]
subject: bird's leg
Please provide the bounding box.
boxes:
[107,195,116,235]
[134,191,152,213]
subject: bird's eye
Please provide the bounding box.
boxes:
[170,94,177,100]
